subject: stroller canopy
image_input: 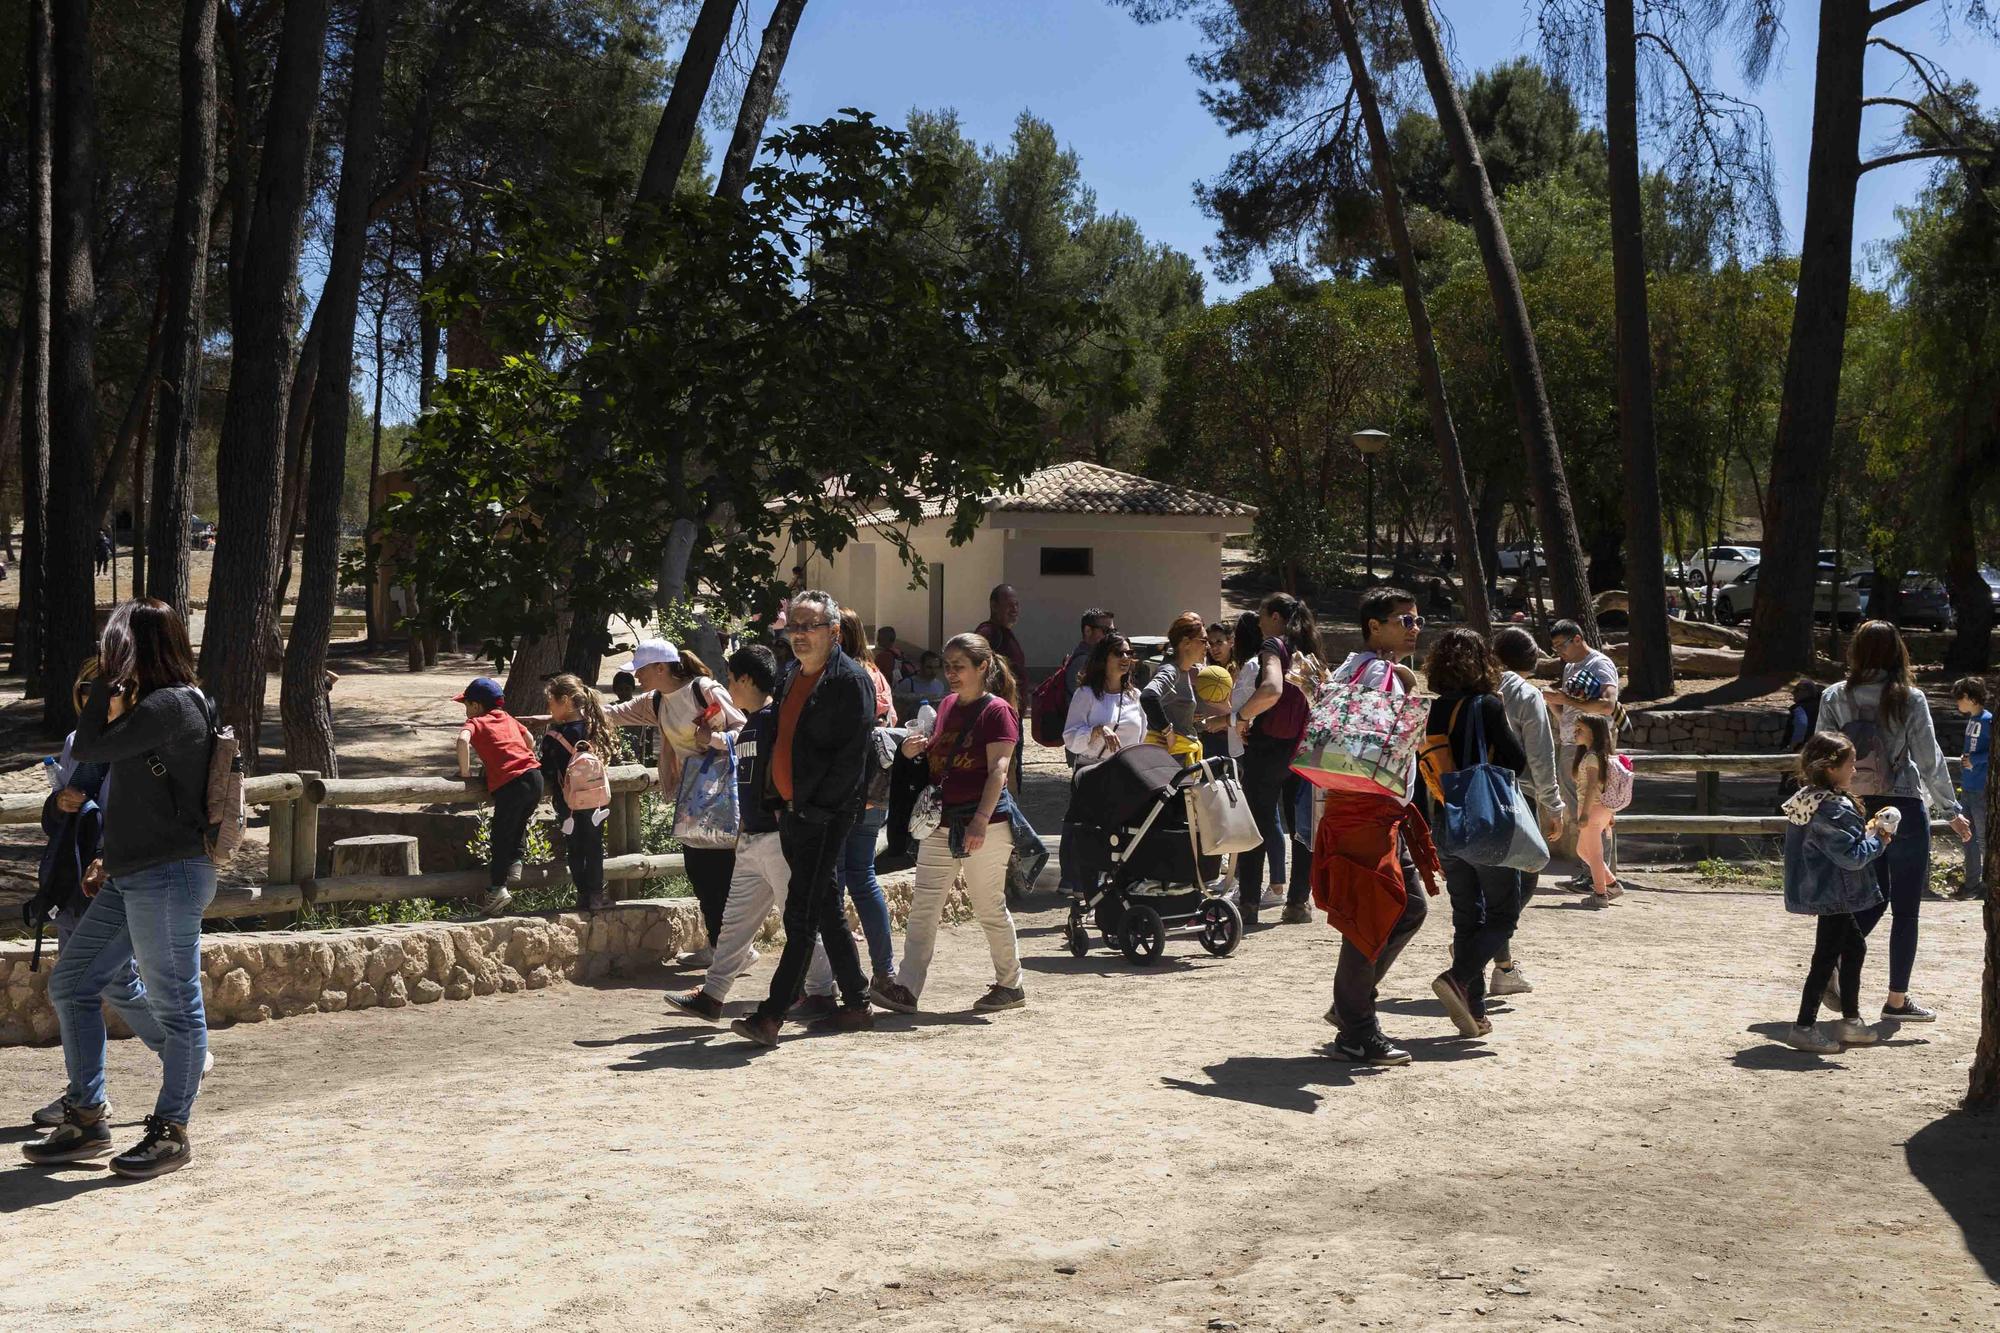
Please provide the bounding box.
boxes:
[1071,744,1186,830]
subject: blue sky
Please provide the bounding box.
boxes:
[776,0,2000,297]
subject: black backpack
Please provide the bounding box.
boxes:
[23,789,103,971]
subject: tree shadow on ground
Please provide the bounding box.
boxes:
[1906,1111,2000,1283]
[1162,1040,1494,1113]
[587,1024,767,1072]
[1020,952,1202,977]
[0,1164,129,1213]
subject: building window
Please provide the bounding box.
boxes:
[1040,546,1094,577]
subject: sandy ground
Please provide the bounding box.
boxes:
[1,865,1995,1330]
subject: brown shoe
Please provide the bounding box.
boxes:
[808,1002,874,1033]
[730,1014,782,1047]
[1280,904,1314,925]
[788,993,839,1021]
[667,989,724,1023]
[870,976,918,1013]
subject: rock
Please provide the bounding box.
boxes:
[349,981,378,1009]
[318,989,348,1011]
[29,1008,60,1042]
[1054,1264,1078,1276]
[239,1004,271,1024]
[216,967,253,1012]
[330,941,366,990]
[444,965,475,1001]
[524,966,552,991]
[1501,1283,1530,1296]
[497,968,524,994]
[412,978,444,1004]
[1208,1321,1240,1331]
[380,974,409,1008]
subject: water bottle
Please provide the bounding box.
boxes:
[42,756,62,792]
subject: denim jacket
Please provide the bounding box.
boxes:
[1781,787,1888,916]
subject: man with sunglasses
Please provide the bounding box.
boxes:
[1063,608,1117,709]
[731,590,877,1047]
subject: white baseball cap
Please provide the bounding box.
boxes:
[629,639,680,671]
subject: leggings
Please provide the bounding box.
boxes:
[1799,912,1866,1026]
[561,803,606,908]
[1855,795,1930,992]
[1232,738,1292,924]
[683,846,737,948]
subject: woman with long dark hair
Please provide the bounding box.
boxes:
[1232,593,1313,926]
[1418,628,1529,1041]
[24,600,216,1178]
[1814,621,1970,1022]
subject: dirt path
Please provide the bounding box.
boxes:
[3,871,1995,1330]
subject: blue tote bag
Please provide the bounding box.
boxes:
[1437,701,1539,868]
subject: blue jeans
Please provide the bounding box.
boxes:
[1964,791,1986,894]
[1856,796,1930,994]
[53,907,165,1058]
[50,857,216,1124]
[1001,790,1049,894]
[834,804,895,978]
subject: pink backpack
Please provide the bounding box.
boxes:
[1599,753,1634,812]
[554,734,612,811]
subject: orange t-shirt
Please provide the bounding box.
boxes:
[465,709,539,793]
[771,666,823,804]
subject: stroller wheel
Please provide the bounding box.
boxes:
[1065,913,1091,957]
[1119,903,1166,965]
[1198,897,1243,957]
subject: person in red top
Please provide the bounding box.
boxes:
[455,677,544,917]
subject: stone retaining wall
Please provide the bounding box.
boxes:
[1625,708,1787,753]
[1,867,961,1047]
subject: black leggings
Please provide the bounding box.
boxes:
[1233,738,1292,923]
[682,846,737,947]
[562,805,605,908]
[489,770,545,889]
[1799,912,1866,1026]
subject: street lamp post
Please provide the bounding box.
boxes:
[1351,428,1389,579]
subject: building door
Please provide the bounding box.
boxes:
[927,562,945,651]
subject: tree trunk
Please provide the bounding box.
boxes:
[45,0,100,734]
[1942,391,1997,673]
[1328,0,1488,631]
[146,0,219,618]
[199,0,330,765]
[131,405,147,594]
[15,0,53,696]
[282,0,395,776]
[1604,0,1672,699]
[364,234,392,644]
[1398,0,1597,643]
[636,0,739,204]
[1742,4,1868,678]
[220,0,254,317]
[416,214,438,413]
[715,0,808,203]
[271,305,325,620]
[1970,775,2000,1110]
[91,277,168,529]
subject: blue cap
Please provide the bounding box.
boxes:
[455,677,504,707]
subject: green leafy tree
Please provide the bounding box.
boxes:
[377,113,1112,665]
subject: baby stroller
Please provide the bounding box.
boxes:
[1061,745,1245,964]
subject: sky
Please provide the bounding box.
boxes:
[775,0,2000,298]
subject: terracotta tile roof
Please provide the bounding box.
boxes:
[991,462,1257,518]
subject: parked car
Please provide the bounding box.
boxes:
[1856,572,1955,630]
[1494,541,1546,576]
[1713,563,1860,627]
[1982,566,2000,611]
[1681,544,1761,587]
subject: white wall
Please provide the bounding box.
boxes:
[1003,526,1228,673]
[791,527,1004,660]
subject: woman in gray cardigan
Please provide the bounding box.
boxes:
[1815,621,1971,1023]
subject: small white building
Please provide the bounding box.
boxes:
[786,462,1257,674]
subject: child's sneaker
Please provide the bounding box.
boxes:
[1835,1018,1880,1046]
[1781,1023,1841,1054]
[477,887,513,917]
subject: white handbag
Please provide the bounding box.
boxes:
[909,784,945,843]
[1188,761,1263,855]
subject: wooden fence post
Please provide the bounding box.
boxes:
[268,797,295,887]
[294,770,323,889]
[1695,769,1721,859]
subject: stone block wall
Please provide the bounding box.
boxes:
[1624,709,1788,753]
[0,867,964,1047]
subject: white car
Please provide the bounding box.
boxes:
[1712,564,1861,626]
[1678,544,1761,587]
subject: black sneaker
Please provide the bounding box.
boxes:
[21,1102,112,1165]
[1882,999,1938,1023]
[666,989,724,1023]
[109,1115,192,1180]
[1328,1030,1412,1067]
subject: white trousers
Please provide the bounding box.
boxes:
[700,832,830,1002]
[899,820,1020,999]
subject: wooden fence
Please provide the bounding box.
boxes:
[0,764,682,922]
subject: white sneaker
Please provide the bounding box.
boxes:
[1835,1018,1880,1046]
[1781,1023,1840,1054]
[1489,964,1533,997]
[477,887,513,917]
[738,947,759,976]
[679,946,714,970]
[202,1049,215,1075]
[1258,889,1285,911]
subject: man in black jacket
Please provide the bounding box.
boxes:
[732,590,877,1046]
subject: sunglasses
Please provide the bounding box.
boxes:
[783,619,831,636]
[1397,613,1424,630]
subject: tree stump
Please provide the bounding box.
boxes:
[330,834,420,879]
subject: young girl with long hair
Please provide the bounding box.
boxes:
[1778,732,1891,1054]
[1570,714,1622,907]
[542,674,617,910]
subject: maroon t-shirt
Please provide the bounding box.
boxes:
[930,693,1020,821]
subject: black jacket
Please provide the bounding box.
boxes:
[73,680,211,877]
[765,649,876,825]
[734,705,780,835]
